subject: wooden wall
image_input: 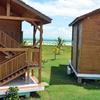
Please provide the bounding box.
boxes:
[78,13,100,74]
[0,6,6,15]
[72,22,83,72]
[0,20,22,43]
[72,25,78,71]
[0,5,22,43]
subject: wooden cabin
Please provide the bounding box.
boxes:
[0,0,51,92]
[69,9,100,82]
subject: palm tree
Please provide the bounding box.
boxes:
[57,37,64,54]
[53,37,64,60]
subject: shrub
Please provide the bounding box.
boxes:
[5,87,20,100]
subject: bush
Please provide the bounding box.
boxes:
[5,87,20,100]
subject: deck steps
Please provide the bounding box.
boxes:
[0,31,21,56]
[0,52,7,64]
[0,31,28,86]
[0,66,28,86]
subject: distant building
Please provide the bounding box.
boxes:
[69,9,100,82]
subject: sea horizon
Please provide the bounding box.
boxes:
[24,38,72,46]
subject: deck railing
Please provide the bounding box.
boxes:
[0,52,26,80]
[0,31,20,48]
[0,47,40,64]
[0,31,40,83]
[0,47,40,80]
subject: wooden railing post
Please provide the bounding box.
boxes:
[25,69,30,83]
[38,24,43,83]
[26,48,33,64]
[7,0,10,16]
[31,69,34,76]
[33,26,37,47]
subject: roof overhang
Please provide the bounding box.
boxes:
[13,0,52,24]
[0,0,52,25]
[69,8,100,26]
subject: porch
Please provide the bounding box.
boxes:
[0,76,48,98]
[0,15,44,85]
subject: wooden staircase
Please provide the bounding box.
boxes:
[0,31,20,48]
[0,52,28,85]
[0,31,20,56]
[0,52,7,64]
[0,31,28,86]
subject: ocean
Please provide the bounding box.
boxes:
[24,39,72,46]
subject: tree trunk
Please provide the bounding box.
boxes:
[54,54,56,60]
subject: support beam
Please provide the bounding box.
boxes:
[0,47,39,52]
[31,69,34,76]
[0,16,39,22]
[7,0,10,16]
[38,24,43,83]
[33,26,37,47]
[25,70,30,83]
[32,21,41,32]
[0,48,28,52]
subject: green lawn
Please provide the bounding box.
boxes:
[28,45,100,100]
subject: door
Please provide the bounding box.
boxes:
[72,25,79,70]
[72,23,82,71]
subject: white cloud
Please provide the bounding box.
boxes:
[43,26,72,40]
[23,0,100,17]
[22,0,100,40]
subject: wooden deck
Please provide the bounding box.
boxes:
[0,76,47,96]
[69,62,100,80]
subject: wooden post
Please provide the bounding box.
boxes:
[33,26,37,47]
[31,69,34,76]
[25,70,30,83]
[7,0,10,16]
[32,26,35,76]
[38,24,43,83]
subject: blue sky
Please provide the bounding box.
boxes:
[22,0,100,40]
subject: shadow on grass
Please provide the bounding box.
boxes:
[49,64,100,90]
[50,64,77,85]
[30,92,40,98]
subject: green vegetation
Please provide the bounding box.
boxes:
[5,87,19,100]
[53,37,64,59]
[28,45,100,100]
[56,37,64,50]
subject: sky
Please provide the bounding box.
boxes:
[22,0,100,40]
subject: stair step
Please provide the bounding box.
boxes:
[0,31,28,86]
[0,68,28,86]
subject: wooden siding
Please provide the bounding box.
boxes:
[78,13,100,74]
[72,25,78,70]
[0,31,20,48]
[77,23,83,72]
[0,5,22,43]
[0,20,21,42]
[0,6,6,15]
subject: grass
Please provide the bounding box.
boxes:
[28,45,100,100]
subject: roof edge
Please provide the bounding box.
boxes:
[12,0,52,24]
[69,8,100,26]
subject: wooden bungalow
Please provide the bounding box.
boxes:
[69,9,100,82]
[0,0,51,94]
